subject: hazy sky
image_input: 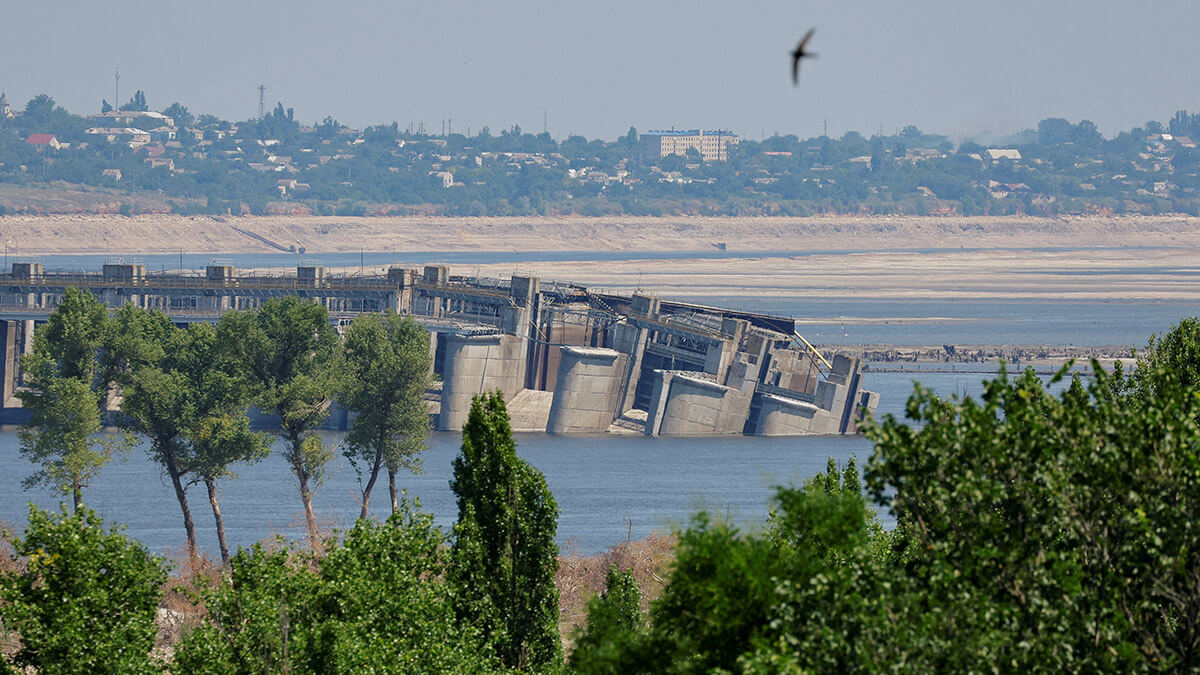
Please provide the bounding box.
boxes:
[4,1,1200,141]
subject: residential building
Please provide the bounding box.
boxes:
[985,148,1022,161]
[87,110,175,128]
[25,134,63,150]
[640,129,739,162]
[86,127,152,146]
[148,126,177,143]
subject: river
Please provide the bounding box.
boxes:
[0,368,1068,556]
[0,247,1191,555]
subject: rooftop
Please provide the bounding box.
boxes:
[644,129,738,137]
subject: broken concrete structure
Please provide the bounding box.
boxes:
[0,262,876,435]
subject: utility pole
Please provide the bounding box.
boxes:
[258,84,266,120]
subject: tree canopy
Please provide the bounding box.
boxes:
[449,391,562,671]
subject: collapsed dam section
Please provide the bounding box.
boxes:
[0,261,877,436]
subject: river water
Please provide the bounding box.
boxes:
[0,248,1194,556]
[0,368,1075,556]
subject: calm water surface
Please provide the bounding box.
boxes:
[0,369,1053,556]
[0,247,1183,554]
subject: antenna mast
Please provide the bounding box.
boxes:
[114,68,120,109]
[258,84,266,120]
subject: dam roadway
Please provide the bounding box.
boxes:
[0,261,876,436]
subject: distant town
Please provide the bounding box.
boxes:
[3,90,1200,217]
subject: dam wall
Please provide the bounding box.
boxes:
[438,332,527,431]
[546,347,628,434]
[644,371,753,436]
[0,261,877,436]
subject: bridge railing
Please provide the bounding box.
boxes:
[0,272,404,292]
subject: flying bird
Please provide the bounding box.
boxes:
[791,28,817,84]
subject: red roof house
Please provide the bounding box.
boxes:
[25,134,62,150]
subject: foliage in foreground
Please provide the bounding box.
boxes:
[0,505,168,674]
[568,565,645,673]
[5,319,1200,672]
[450,391,563,671]
[172,499,496,674]
[569,327,1200,672]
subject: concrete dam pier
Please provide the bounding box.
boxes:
[0,261,877,436]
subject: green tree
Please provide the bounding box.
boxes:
[183,324,271,565]
[316,115,343,140]
[598,461,878,674]
[570,565,644,672]
[22,94,56,125]
[0,505,168,673]
[448,391,562,671]
[173,499,495,673]
[111,313,267,565]
[162,101,194,128]
[189,410,270,566]
[1120,316,1200,407]
[218,296,338,548]
[120,356,203,559]
[864,359,1200,671]
[101,301,173,392]
[120,89,148,112]
[28,286,108,384]
[339,311,433,520]
[115,315,230,563]
[16,288,129,510]
[16,376,128,511]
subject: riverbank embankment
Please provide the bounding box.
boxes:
[4,214,1200,256]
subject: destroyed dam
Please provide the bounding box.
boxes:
[0,262,877,436]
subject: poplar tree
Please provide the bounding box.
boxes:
[448,391,562,671]
[218,296,338,548]
[339,311,433,520]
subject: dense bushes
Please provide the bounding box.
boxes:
[5,317,1200,671]
[566,332,1200,671]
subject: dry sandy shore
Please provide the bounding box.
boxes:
[2,214,1199,302]
[3,214,1200,255]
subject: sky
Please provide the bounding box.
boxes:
[3,0,1200,142]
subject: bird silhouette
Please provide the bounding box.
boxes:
[791,28,817,84]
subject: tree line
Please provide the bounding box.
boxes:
[3,297,1200,671]
[5,91,1200,217]
[15,288,433,563]
[2,392,563,673]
